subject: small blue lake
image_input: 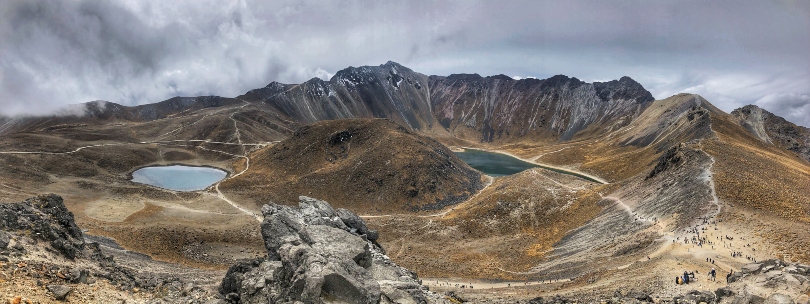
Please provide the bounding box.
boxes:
[131,165,227,191]
[453,149,539,177]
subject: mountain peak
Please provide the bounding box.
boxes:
[382,60,403,68]
[487,74,514,81]
[593,76,654,103]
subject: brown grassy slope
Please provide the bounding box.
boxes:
[501,94,718,183]
[709,112,810,223]
[221,118,483,214]
[705,109,810,263]
[367,168,610,280]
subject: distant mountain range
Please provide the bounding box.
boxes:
[2,61,806,162]
[1,61,810,298]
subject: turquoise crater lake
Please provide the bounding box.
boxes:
[453,149,539,177]
[454,148,604,183]
[130,165,227,191]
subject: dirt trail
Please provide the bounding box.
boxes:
[154,106,235,141]
[422,277,572,290]
[0,103,270,221]
[196,142,262,221]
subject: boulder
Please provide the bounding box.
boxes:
[764,294,795,304]
[676,290,716,304]
[221,197,445,304]
[733,293,766,304]
[0,194,85,259]
[0,231,9,249]
[716,286,736,299]
[743,263,763,274]
[47,284,72,301]
[625,290,654,302]
[69,267,89,284]
[336,208,376,239]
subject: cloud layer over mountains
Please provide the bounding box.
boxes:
[1,0,808,126]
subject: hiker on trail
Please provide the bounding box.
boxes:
[726,271,732,283]
[710,268,716,281]
[683,271,690,284]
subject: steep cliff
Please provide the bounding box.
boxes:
[240,61,436,131]
[732,104,810,162]
[429,74,654,142]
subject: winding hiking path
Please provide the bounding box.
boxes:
[422,277,572,290]
[0,103,273,221]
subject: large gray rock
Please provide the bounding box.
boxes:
[717,259,810,304]
[0,194,85,259]
[220,196,447,304]
[765,293,795,304]
[0,231,9,249]
[676,290,716,304]
[47,284,73,301]
[733,293,766,304]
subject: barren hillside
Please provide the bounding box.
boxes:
[221,118,484,214]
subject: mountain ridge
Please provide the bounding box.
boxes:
[1,61,657,144]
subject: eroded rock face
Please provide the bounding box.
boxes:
[430,74,654,142]
[732,104,810,162]
[220,196,447,304]
[0,194,85,259]
[0,194,225,302]
[725,259,810,303]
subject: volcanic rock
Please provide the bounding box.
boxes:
[219,196,447,304]
[732,105,810,162]
[46,285,72,301]
[0,194,84,259]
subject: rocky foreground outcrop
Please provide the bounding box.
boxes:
[0,194,220,303]
[219,196,448,304]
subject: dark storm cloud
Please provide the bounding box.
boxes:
[1,1,808,127]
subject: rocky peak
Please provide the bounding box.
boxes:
[732,104,810,161]
[303,77,333,97]
[380,60,409,72]
[264,81,288,91]
[732,104,768,116]
[443,73,484,83]
[542,74,582,87]
[732,104,774,143]
[593,76,655,103]
[487,74,514,81]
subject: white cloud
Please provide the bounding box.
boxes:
[0,0,807,128]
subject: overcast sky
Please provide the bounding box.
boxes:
[1,0,809,126]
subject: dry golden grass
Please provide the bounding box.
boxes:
[708,116,810,224]
[368,169,612,280]
[222,119,483,214]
